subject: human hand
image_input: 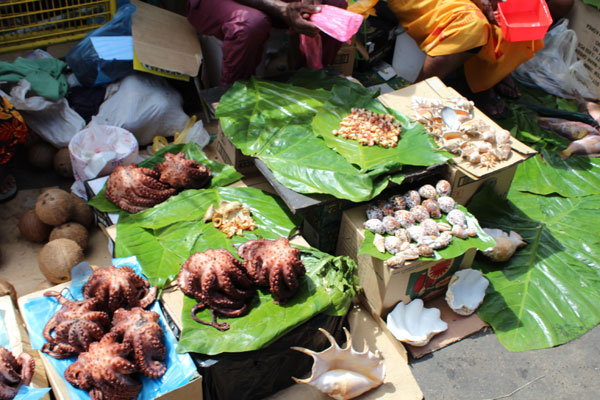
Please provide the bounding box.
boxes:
[283,1,321,36]
[473,0,500,26]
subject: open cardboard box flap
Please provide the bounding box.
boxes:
[131,0,202,77]
[378,77,537,179]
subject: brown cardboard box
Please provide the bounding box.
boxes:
[331,40,356,77]
[216,127,258,175]
[378,77,537,205]
[336,204,477,316]
[568,1,600,93]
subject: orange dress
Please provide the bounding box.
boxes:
[388,0,544,92]
[0,96,28,165]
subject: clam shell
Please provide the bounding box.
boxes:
[292,327,385,400]
[445,269,489,316]
[386,299,448,347]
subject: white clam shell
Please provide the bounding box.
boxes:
[292,328,385,400]
[386,298,448,347]
[445,269,489,316]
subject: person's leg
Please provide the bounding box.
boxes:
[187,0,272,85]
[416,52,473,82]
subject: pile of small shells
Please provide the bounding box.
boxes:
[412,96,512,168]
[363,179,479,269]
[333,107,402,148]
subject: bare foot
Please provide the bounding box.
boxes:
[494,75,521,99]
[472,88,509,120]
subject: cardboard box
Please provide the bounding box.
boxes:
[378,77,537,205]
[336,204,477,316]
[331,40,356,77]
[216,128,258,175]
[568,0,600,93]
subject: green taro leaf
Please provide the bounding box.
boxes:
[469,187,600,352]
[359,205,495,261]
[88,142,242,213]
[177,246,357,355]
[115,187,300,287]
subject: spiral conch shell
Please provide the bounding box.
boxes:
[291,327,385,400]
[481,228,527,262]
[203,201,257,238]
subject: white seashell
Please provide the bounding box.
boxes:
[431,231,453,250]
[435,180,452,196]
[437,222,452,232]
[384,236,404,255]
[394,228,410,243]
[401,245,421,261]
[384,253,406,269]
[403,190,421,209]
[373,234,386,253]
[445,269,489,316]
[382,215,401,235]
[495,129,512,145]
[386,299,448,347]
[394,210,415,228]
[364,219,386,235]
[422,198,441,219]
[292,328,385,400]
[417,244,434,258]
[438,196,456,214]
[452,225,469,239]
[446,209,467,228]
[410,205,430,223]
[418,184,437,199]
[482,228,527,262]
[407,225,425,242]
[365,204,384,221]
[420,218,440,236]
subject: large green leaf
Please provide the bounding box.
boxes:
[469,187,600,352]
[177,246,358,355]
[115,187,300,287]
[88,142,242,213]
[358,205,495,261]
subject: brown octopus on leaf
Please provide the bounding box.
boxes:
[64,332,141,400]
[42,291,110,359]
[154,152,212,191]
[105,164,176,213]
[238,238,305,304]
[0,346,34,400]
[82,266,157,315]
[110,308,166,379]
[178,248,255,331]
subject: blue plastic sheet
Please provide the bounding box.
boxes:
[21,257,197,400]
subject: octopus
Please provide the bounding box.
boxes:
[154,152,212,190]
[177,248,256,331]
[0,347,34,400]
[105,164,176,213]
[64,332,141,400]
[42,291,110,359]
[82,266,157,315]
[237,237,306,304]
[110,308,166,379]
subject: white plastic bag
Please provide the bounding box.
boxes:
[0,79,85,147]
[91,73,191,145]
[513,19,600,100]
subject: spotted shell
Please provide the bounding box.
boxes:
[432,231,453,249]
[438,196,456,214]
[394,210,415,228]
[384,236,405,255]
[422,198,442,219]
[418,184,437,200]
[402,244,421,260]
[389,194,406,211]
[377,200,395,217]
[382,216,401,235]
[436,180,452,196]
[403,190,421,209]
[407,225,425,243]
[366,204,384,221]
[364,219,386,235]
[447,209,467,228]
[410,205,429,223]
[452,225,469,239]
[384,254,406,269]
[394,228,410,243]
[417,244,434,257]
[421,218,440,236]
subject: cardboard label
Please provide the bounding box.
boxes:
[569,1,600,91]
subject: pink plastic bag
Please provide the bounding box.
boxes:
[310,5,363,42]
[299,33,323,69]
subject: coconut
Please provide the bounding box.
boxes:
[38,238,84,284]
[70,194,95,229]
[27,141,57,169]
[0,279,17,306]
[49,222,88,250]
[35,188,74,226]
[18,209,52,242]
[53,148,73,178]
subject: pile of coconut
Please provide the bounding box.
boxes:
[18,188,95,284]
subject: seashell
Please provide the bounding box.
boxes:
[467,151,481,164]
[466,227,478,237]
[495,143,512,161]
[364,219,386,235]
[418,184,437,199]
[437,222,452,232]
[431,231,453,250]
[377,200,395,217]
[292,327,385,400]
[394,210,415,228]
[401,243,420,260]
[403,190,421,209]
[373,233,386,253]
[382,216,401,235]
[482,228,527,262]
[388,194,406,211]
[438,196,456,214]
[365,204,384,221]
[421,198,441,219]
[446,209,467,228]
[386,298,448,347]
[410,205,429,223]
[384,236,404,255]
[495,129,511,145]
[452,225,469,239]
[420,218,440,236]
[435,180,452,196]
[384,253,406,269]
[394,228,410,243]
[203,204,216,222]
[445,269,489,316]
[417,244,434,258]
[407,225,425,243]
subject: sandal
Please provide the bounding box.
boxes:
[494,75,521,99]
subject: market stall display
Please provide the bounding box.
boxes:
[386,299,447,347]
[0,346,35,400]
[444,269,489,316]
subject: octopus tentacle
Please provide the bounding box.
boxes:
[191,305,230,331]
[16,353,34,386]
[0,347,36,399]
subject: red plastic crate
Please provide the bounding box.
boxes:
[497,0,553,42]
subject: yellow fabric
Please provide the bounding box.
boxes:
[388,0,544,92]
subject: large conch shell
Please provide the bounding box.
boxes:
[445,269,489,316]
[203,201,257,238]
[291,327,385,400]
[386,298,447,347]
[481,228,527,262]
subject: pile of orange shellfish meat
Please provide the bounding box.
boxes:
[203,201,257,238]
[333,107,402,148]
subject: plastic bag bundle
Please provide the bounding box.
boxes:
[299,34,323,69]
[310,5,363,42]
[513,19,600,100]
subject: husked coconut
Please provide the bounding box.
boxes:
[70,194,95,229]
[35,188,73,226]
[0,279,17,306]
[18,210,52,242]
[53,148,73,178]
[38,238,84,284]
[49,222,89,250]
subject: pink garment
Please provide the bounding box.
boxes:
[187,0,347,86]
